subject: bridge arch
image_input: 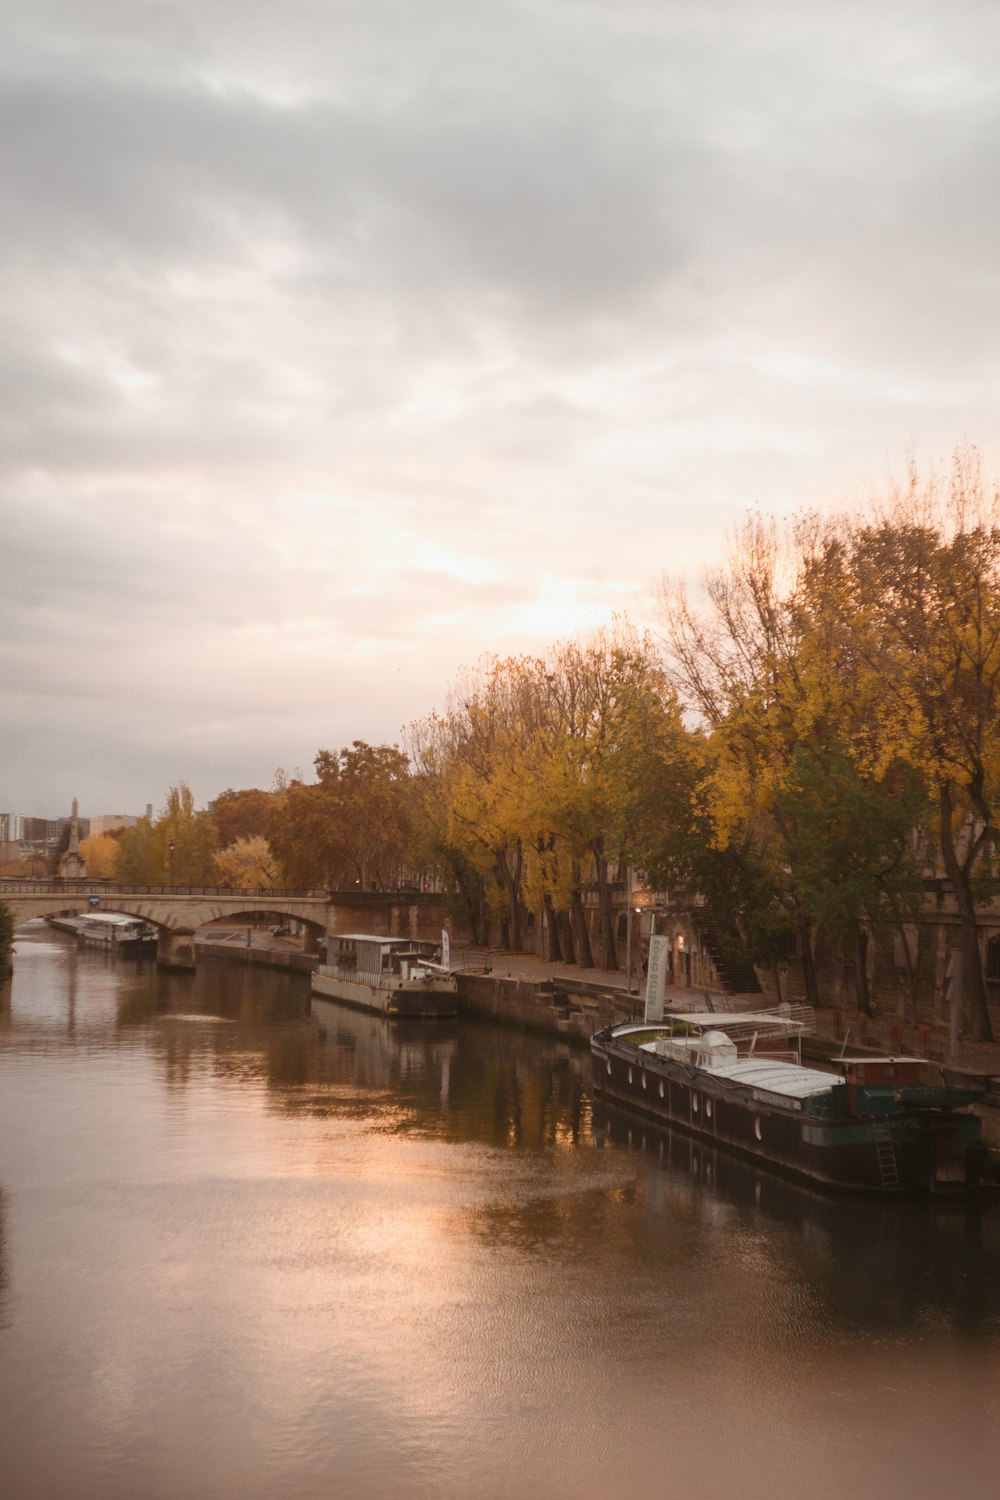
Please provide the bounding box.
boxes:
[2,888,330,969]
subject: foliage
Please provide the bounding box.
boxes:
[268,741,414,889]
[0,901,13,980]
[213,836,278,891]
[662,447,1000,1035]
[114,784,218,885]
[209,788,275,848]
[78,832,120,880]
[409,623,700,959]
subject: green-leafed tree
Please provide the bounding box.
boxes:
[114,784,218,885]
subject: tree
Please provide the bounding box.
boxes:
[114,784,218,885]
[214,836,278,891]
[209,788,275,848]
[0,901,14,980]
[78,832,120,880]
[664,510,933,1010]
[779,746,929,1013]
[663,514,835,1004]
[268,742,415,890]
[808,450,1000,1039]
[540,624,692,969]
[409,626,699,965]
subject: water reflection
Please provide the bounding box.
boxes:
[3,924,1000,1500]
[593,1102,1000,1342]
[0,1188,9,1330]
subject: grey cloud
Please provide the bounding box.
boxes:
[4,1,1000,815]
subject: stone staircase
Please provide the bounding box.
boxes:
[690,909,763,994]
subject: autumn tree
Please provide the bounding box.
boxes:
[214,836,278,891]
[114,784,218,885]
[664,511,934,1009]
[803,450,1000,1039]
[209,788,275,848]
[269,742,414,889]
[410,626,699,965]
[410,659,545,950]
[78,832,120,880]
[539,624,694,969]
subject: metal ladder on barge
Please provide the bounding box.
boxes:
[873,1121,900,1189]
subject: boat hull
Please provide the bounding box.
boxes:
[311,968,459,1019]
[591,1035,984,1195]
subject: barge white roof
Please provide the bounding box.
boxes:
[668,1009,810,1035]
[637,1040,837,1100]
[705,1058,838,1099]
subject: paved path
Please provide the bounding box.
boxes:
[457,945,1000,1073]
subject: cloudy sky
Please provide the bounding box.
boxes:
[3,1,999,819]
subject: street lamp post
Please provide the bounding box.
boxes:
[168,839,176,886]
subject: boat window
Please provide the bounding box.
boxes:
[607,1059,612,1075]
[628,1067,633,1085]
[659,1081,664,1099]
[754,1118,763,1141]
[641,1072,647,1090]
[706,1098,713,1119]
[692,1095,699,1113]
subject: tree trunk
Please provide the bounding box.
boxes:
[892,919,919,1024]
[570,872,594,968]
[557,908,576,965]
[497,846,523,951]
[592,844,618,971]
[938,781,994,1042]
[855,929,871,1014]
[543,892,563,961]
[796,906,821,1008]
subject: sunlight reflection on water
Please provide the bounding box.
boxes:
[1,926,999,1499]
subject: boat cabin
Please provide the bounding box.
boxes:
[327,934,444,982]
[840,1056,922,1087]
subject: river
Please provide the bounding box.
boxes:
[1,923,999,1499]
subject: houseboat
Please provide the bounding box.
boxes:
[78,913,158,953]
[311,934,459,1019]
[47,912,157,954]
[591,1009,986,1195]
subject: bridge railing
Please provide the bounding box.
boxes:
[0,879,326,898]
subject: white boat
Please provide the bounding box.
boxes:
[76,913,158,953]
[311,934,458,1018]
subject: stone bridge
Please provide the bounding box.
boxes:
[0,880,454,970]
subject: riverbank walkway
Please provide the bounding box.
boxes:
[462,945,1000,1065]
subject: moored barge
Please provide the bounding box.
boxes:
[47,912,157,954]
[591,1010,985,1195]
[311,934,459,1019]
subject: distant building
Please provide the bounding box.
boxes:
[0,813,24,843]
[89,814,139,836]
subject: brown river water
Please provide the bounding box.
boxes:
[1,923,999,1500]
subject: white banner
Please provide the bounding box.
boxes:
[441,929,451,969]
[645,934,670,1023]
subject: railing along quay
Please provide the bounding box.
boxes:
[0,879,323,897]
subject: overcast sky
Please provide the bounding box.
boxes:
[3,1,999,819]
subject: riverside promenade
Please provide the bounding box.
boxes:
[207,925,1000,1074]
[194,928,1000,1153]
